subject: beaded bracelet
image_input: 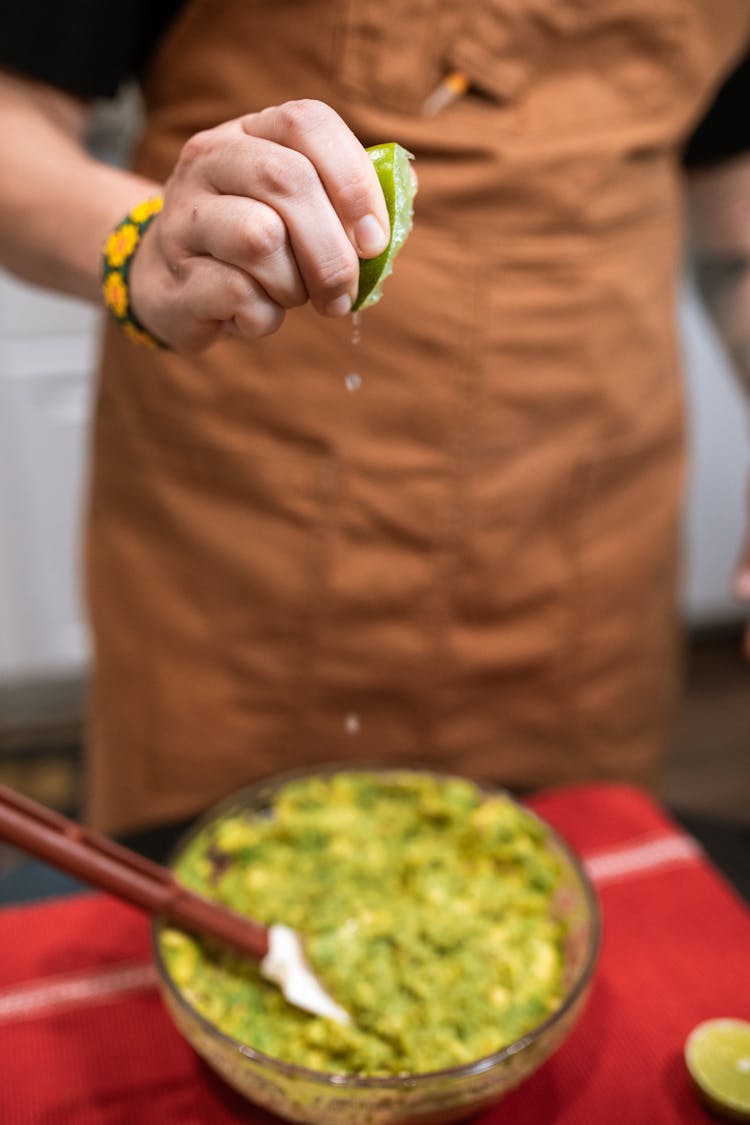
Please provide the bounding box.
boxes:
[101,195,166,348]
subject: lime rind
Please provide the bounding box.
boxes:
[685,1019,750,1122]
[353,143,415,312]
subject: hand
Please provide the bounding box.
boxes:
[735,474,750,658]
[128,100,391,351]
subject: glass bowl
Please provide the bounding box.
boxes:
[152,767,600,1124]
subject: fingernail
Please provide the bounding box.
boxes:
[354,214,389,257]
[325,293,352,317]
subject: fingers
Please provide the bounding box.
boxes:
[240,100,390,258]
[200,133,360,314]
[193,101,390,314]
[129,237,285,352]
[181,257,284,333]
[187,194,307,310]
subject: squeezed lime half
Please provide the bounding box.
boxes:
[354,142,415,312]
[685,1019,750,1122]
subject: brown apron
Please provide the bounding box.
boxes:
[86,0,750,832]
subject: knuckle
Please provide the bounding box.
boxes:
[235,303,286,340]
[285,287,308,310]
[277,98,331,140]
[337,171,377,218]
[242,211,286,260]
[177,129,215,170]
[314,250,358,293]
[255,149,315,198]
[225,271,253,307]
[267,308,287,337]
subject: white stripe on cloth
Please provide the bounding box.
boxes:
[0,832,704,1024]
[0,961,157,1024]
[584,832,703,887]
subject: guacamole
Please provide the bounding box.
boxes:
[160,772,566,1075]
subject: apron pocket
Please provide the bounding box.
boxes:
[336,0,546,114]
[536,0,685,36]
[336,0,690,119]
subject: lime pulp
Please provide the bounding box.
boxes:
[685,1018,750,1122]
[353,143,415,312]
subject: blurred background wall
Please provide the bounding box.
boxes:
[680,282,749,625]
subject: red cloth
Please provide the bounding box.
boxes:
[0,784,748,1124]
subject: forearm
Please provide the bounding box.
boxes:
[0,69,159,303]
[687,152,750,394]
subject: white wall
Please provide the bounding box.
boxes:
[0,272,99,685]
[680,281,749,625]
[0,89,139,694]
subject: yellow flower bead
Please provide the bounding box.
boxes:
[103,272,128,319]
[122,322,159,348]
[130,197,164,224]
[101,196,166,349]
[105,223,139,269]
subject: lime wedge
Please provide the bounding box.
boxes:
[353,142,415,312]
[685,1019,750,1122]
